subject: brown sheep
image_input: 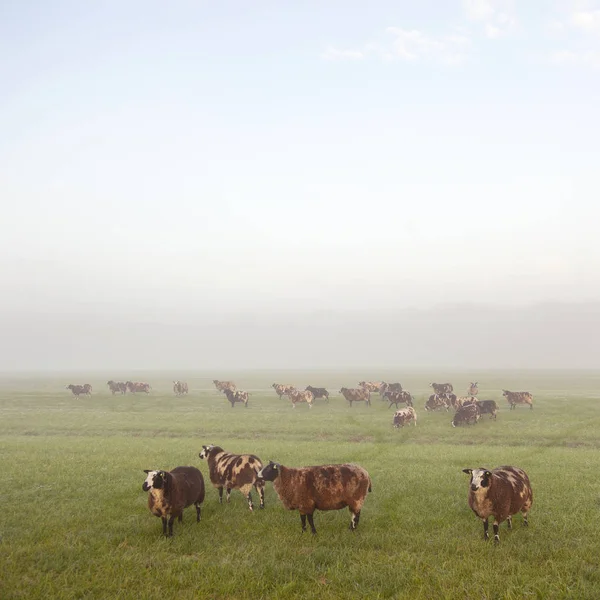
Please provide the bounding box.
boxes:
[257,461,371,534]
[468,382,479,396]
[224,389,249,407]
[272,383,294,399]
[198,445,265,510]
[340,387,371,407]
[213,379,237,393]
[142,466,205,537]
[393,406,417,428]
[383,390,414,409]
[462,466,533,543]
[430,382,453,395]
[502,390,534,410]
[288,389,314,408]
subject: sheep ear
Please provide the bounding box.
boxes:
[143,469,151,473]
[462,469,472,475]
[485,471,492,477]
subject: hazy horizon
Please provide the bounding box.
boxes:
[2,2,599,371]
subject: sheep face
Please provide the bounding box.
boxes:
[462,468,492,492]
[142,470,168,492]
[256,461,280,482]
[198,445,215,460]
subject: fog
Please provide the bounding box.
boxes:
[2,2,599,372]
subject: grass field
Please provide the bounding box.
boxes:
[1,370,600,599]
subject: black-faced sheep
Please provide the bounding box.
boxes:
[452,402,480,426]
[468,382,479,396]
[198,445,265,510]
[305,386,329,402]
[257,461,371,534]
[462,466,533,543]
[142,466,205,537]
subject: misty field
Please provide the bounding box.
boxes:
[1,370,600,600]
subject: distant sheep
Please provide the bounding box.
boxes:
[468,382,479,396]
[425,394,449,412]
[383,390,414,409]
[340,387,371,407]
[66,384,86,398]
[305,386,329,402]
[173,381,189,396]
[476,400,498,420]
[257,461,371,534]
[198,444,265,511]
[380,382,402,397]
[288,389,314,408]
[462,465,533,543]
[107,380,126,395]
[272,383,294,399]
[224,389,249,408]
[503,390,533,410]
[142,466,205,537]
[358,381,382,393]
[393,406,417,428]
[430,382,453,395]
[213,380,236,394]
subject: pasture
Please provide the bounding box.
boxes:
[1,370,600,599]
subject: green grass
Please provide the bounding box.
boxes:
[1,370,600,599]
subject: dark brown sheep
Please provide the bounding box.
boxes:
[430,382,453,394]
[462,466,533,543]
[142,466,205,537]
[452,403,480,427]
[198,445,265,510]
[383,390,414,408]
[257,461,371,534]
[425,394,449,411]
[503,390,533,410]
[224,389,249,407]
[305,386,329,402]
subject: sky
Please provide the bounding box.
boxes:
[1,0,599,323]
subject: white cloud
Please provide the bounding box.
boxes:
[550,49,600,66]
[571,9,600,33]
[463,0,517,38]
[383,27,471,64]
[321,46,364,61]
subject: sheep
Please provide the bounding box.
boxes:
[425,394,449,411]
[288,389,314,408]
[430,382,453,394]
[462,466,533,543]
[340,387,371,407]
[198,445,265,511]
[173,381,189,396]
[66,384,85,398]
[272,383,295,399]
[142,466,205,537]
[305,386,329,402]
[476,399,498,420]
[256,461,371,534]
[468,382,479,396]
[452,403,481,427]
[393,406,417,428]
[383,390,414,409]
[503,390,534,410]
[224,388,249,407]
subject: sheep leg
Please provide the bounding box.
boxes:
[178,514,183,523]
[300,514,307,532]
[246,492,254,511]
[161,517,168,536]
[507,516,512,530]
[218,487,224,504]
[307,513,317,535]
[195,502,202,522]
[255,482,265,509]
[493,520,500,543]
[349,510,360,531]
[167,516,175,537]
[226,488,231,503]
[482,518,489,541]
[522,512,529,527]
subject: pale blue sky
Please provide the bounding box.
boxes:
[1,0,599,316]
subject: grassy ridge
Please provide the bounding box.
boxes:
[1,371,600,599]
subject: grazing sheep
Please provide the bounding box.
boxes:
[452,403,481,427]
[393,406,417,428]
[468,382,479,396]
[199,445,265,510]
[257,461,371,534]
[425,394,449,412]
[142,466,205,537]
[224,389,249,407]
[462,466,533,543]
[502,390,534,410]
[288,389,314,408]
[305,386,329,402]
[66,384,86,398]
[340,387,371,407]
[476,400,498,420]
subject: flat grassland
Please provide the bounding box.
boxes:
[1,370,600,599]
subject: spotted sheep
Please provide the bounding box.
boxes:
[430,382,453,395]
[358,381,382,394]
[213,380,237,394]
[257,461,371,534]
[198,445,265,511]
[425,394,449,412]
[452,402,480,427]
[305,386,329,402]
[173,381,188,396]
[272,383,294,399]
[340,387,371,407]
[393,406,417,428]
[468,382,479,396]
[503,390,534,410]
[126,381,151,394]
[142,466,205,537]
[462,466,533,543]
[383,390,414,409]
[379,382,402,397]
[224,388,249,408]
[66,384,88,398]
[288,389,314,408]
[455,396,478,410]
